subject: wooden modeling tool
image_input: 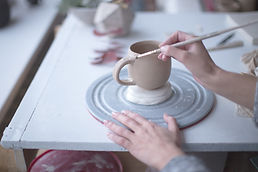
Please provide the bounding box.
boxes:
[207,40,243,52]
[136,19,258,58]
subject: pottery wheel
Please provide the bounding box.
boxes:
[86,68,214,128]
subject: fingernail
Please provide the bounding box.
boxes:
[107,132,112,138]
[162,55,167,62]
[158,54,162,59]
[165,113,172,117]
[103,120,110,126]
[112,112,118,117]
[121,110,127,113]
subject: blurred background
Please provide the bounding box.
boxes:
[0,0,258,172]
[1,0,258,29]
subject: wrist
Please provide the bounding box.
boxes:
[156,146,185,171]
[197,66,224,90]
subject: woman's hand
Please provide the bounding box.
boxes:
[104,110,184,171]
[159,31,256,109]
[159,31,220,88]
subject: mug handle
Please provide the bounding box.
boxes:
[113,57,136,86]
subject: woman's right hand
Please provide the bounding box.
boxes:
[159,31,221,88]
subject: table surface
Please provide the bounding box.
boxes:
[0,0,58,116]
[1,12,258,152]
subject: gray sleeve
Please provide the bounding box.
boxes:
[161,155,210,172]
[254,78,258,123]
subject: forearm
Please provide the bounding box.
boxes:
[161,155,210,172]
[202,67,256,110]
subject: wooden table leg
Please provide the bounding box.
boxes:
[114,152,147,172]
[14,149,38,172]
[14,149,27,172]
[113,152,227,172]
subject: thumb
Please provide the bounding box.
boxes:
[163,113,179,132]
[160,45,186,62]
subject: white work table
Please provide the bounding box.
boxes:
[1,12,258,171]
[0,0,59,120]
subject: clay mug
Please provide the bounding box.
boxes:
[113,40,171,90]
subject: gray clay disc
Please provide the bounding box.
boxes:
[86,68,214,128]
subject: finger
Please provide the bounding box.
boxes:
[160,45,187,63]
[177,31,195,41]
[107,132,131,149]
[104,120,134,139]
[163,113,179,132]
[121,110,158,131]
[159,31,179,47]
[158,53,163,60]
[158,54,170,62]
[121,110,149,126]
[161,54,170,62]
[112,112,141,131]
[160,31,194,47]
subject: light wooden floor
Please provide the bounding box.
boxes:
[0,148,17,172]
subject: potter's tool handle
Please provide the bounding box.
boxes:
[113,57,136,86]
[136,49,161,59]
[137,19,258,58]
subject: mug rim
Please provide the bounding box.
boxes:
[129,40,160,55]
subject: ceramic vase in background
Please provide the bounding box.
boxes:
[69,7,96,25]
[94,1,135,37]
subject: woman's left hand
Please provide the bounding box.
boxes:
[104,110,184,170]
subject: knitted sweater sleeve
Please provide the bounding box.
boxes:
[253,78,258,123]
[161,79,258,172]
[161,155,210,172]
